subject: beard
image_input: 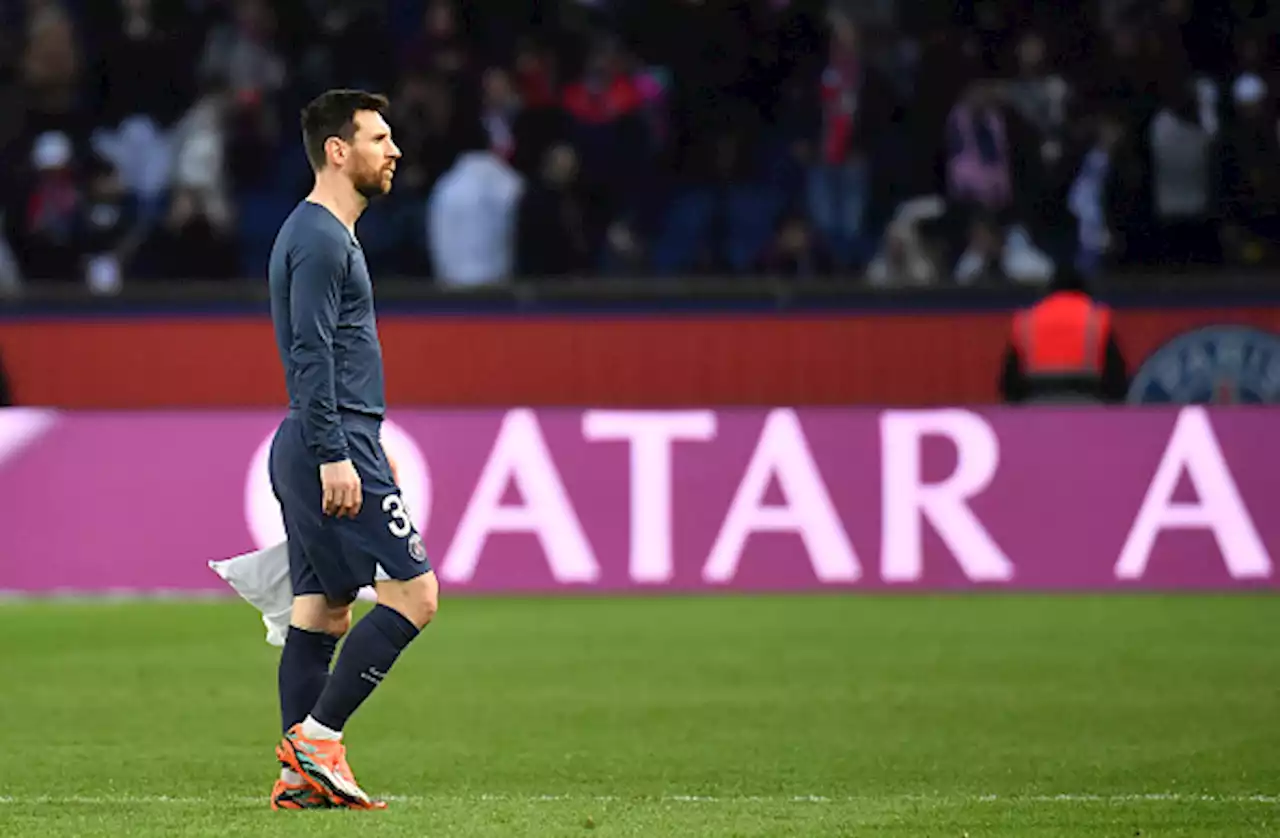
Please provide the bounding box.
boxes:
[352,165,391,199]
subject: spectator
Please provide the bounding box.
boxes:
[79,153,145,295]
[513,36,559,110]
[509,39,571,178]
[6,131,152,290]
[806,11,896,269]
[760,212,832,279]
[199,0,287,188]
[1230,31,1274,92]
[389,73,464,194]
[953,207,1055,287]
[0,4,90,174]
[953,210,1010,285]
[8,130,84,281]
[481,66,520,161]
[168,77,233,231]
[516,143,590,278]
[297,0,394,95]
[90,115,172,223]
[92,0,193,128]
[199,0,287,106]
[0,0,1273,287]
[1067,113,1127,278]
[427,117,525,288]
[1147,80,1221,266]
[1221,73,1280,265]
[142,186,240,280]
[400,0,469,80]
[1003,30,1069,171]
[1081,22,1161,126]
[945,80,1015,217]
[561,35,650,244]
[866,196,945,288]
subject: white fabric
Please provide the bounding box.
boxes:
[91,116,174,204]
[1233,73,1266,106]
[953,223,1054,286]
[427,152,525,287]
[1149,108,1213,219]
[209,542,377,647]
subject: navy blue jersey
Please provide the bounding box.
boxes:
[268,201,385,464]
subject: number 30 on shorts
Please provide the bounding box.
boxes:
[381,494,413,538]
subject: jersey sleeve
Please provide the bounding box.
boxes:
[289,230,350,463]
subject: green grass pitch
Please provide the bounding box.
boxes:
[0,593,1275,837]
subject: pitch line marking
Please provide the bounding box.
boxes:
[0,793,1276,806]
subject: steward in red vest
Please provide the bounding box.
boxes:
[1000,269,1129,404]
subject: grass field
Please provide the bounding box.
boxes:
[0,593,1275,837]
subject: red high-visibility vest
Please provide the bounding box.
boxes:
[1011,291,1111,378]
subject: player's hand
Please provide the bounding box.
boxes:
[320,459,363,518]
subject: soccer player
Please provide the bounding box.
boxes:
[265,89,438,811]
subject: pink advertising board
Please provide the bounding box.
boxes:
[0,406,1274,594]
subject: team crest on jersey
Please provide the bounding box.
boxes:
[1127,325,1280,404]
[408,533,428,563]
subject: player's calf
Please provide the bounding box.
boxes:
[304,597,427,733]
[289,572,437,756]
[375,570,439,630]
[278,595,351,735]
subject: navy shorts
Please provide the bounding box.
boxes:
[269,411,431,603]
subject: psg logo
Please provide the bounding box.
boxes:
[408,533,428,563]
[1127,325,1280,404]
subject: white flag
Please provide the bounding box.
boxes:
[209,542,376,647]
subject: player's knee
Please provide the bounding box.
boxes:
[376,571,438,630]
[418,576,439,626]
[325,604,353,637]
[403,572,438,629]
[290,595,352,637]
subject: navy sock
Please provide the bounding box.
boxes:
[278,626,339,733]
[310,604,420,732]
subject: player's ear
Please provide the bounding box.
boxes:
[324,136,346,167]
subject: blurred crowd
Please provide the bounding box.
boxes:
[0,0,1278,295]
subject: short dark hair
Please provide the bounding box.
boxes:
[300,89,390,172]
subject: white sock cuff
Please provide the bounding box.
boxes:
[301,715,343,741]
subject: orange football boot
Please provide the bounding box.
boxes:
[276,724,387,810]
